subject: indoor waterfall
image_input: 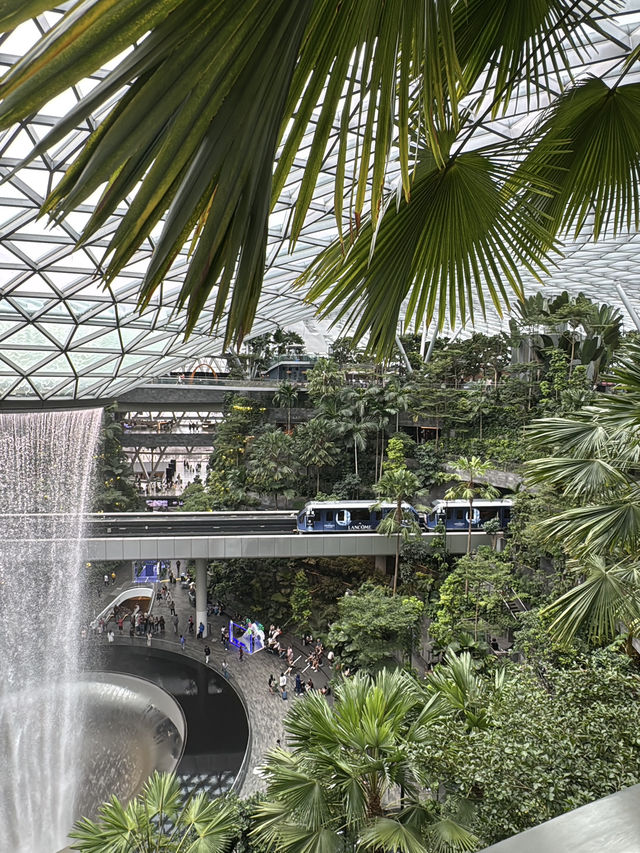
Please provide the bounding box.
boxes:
[0,409,103,852]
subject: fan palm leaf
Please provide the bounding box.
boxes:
[526,411,615,456]
[178,794,239,853]
[359,817,430,853]
[519,77,640,240]
[302,143,558,356]
[537,496,640,555]
[526,455,632,498]
[0,0,629,352]
[541,556,640,644]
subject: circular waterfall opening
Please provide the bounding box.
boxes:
[0,672,185,852]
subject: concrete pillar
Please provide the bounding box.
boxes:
[195,558,208,638]
[375,554,388,575]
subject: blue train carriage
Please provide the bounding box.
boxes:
[425,498,513,531]
[297,500,419,533]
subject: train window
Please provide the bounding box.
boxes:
[352,509,370,522]
[325,511,334,522]
[455,509,464,520]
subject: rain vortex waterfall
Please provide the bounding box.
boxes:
[0,409,103,852]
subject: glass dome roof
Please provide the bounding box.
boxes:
[0,2,639,400]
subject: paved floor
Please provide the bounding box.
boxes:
[93,577,331,797]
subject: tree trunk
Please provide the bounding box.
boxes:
[354,444,358,476]
[392,500,402,596]
[316,467,320,494]
[392,532,400,596]
[474,594,479,641]
[465,498,473,599]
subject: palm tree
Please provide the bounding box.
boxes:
[338,404,376,479]
[295,418,340,494]
[251,670,477,853]
[2,4,640,354]
[306,358,346,404]
[273,380,299,431]
[374,467,422,596]
[69,771,239,852]
[445,457,500,557]
[525,342,640,652]
[246,427,300,507]
[466,383,493,440]
[525,341,640,557]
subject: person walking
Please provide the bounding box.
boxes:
[179,634,186,651]
[197,621,205,639]
[111,571,116,585]
[204,644,211,664]
[107,630,114,644]
[169,599,176,616]
[238,645,244,662]
[146,630,152,647]
[279,671,287,699]
[222,660,229,679]
[172,614,179,634]
[295,672,302,695]
[268,674,276,694]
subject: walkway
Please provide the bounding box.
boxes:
[94,578,331,797]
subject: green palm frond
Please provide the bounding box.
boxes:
[251,801,342,853]
[301,144,558,356]
[70,795,145,851]
[359,817,430,853]
[538,495,640,555]
[262,755,333,828]
[526,411,614,456]
[427,817,478,853]
[520,77,640,240]
[453,0,618,118]
[541,556,640,644]
[0,0,631,352]
[0,0,312,345]
[525,455,632,498]
[139,769,181,820]
[610,341,640,395]
[179,794,239,853]
[0,0,53,29]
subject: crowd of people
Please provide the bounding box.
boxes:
[92,573,337,704]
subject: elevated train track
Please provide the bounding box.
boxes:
[0,511,498,560]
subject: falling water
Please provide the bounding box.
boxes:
[0,409,103,852]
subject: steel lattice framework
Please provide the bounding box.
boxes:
[0,2,639,401]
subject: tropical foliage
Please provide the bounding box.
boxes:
[444,457,500,555]
[2,3,640,351]
[252,669,477,853]
[373,436,423,594]
[328,583,425,671]
[525,342,640,646]
[94,410,140,512]
[429,652,640,848]
[70,771,240,852]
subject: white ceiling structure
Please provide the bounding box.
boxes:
[0,2,639,401]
